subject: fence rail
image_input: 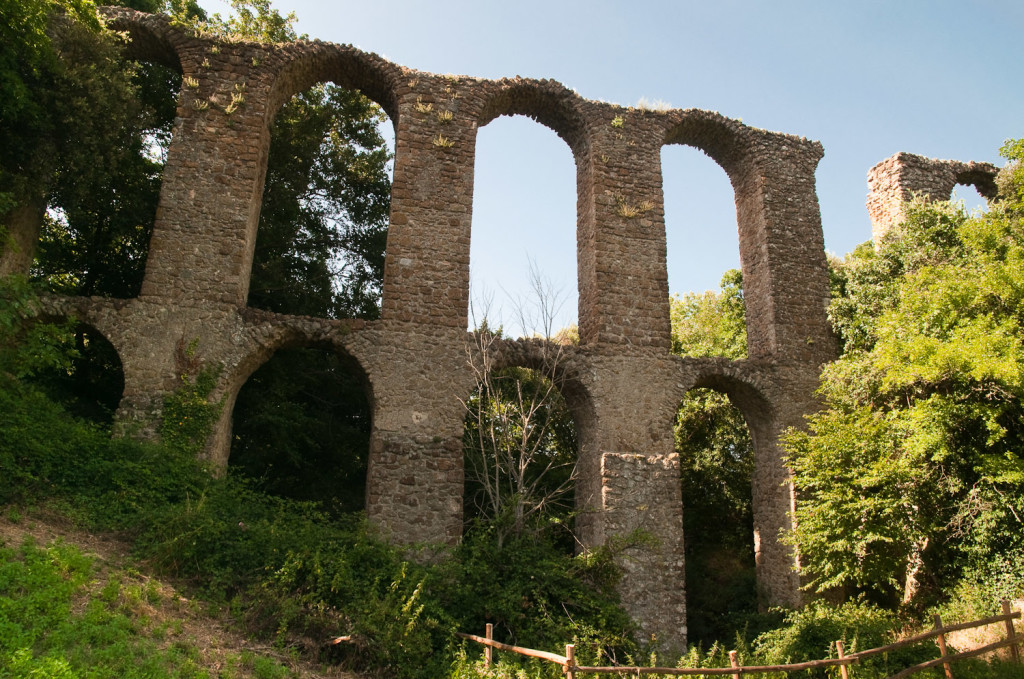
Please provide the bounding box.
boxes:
[458,600,1022,679]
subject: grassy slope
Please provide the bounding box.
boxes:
[0,510,361,679]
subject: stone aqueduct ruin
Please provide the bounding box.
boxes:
[0,8,1002,649]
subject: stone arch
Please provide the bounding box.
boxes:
[470,81,591,335]
[478,80,590,158]
[17,298,130,423]
[663,114,766,359]
[266,44,403,126]
[242,45,403,316]
[660,141,743,305]
[663,113,829,364]
[675,366,765,639]
[690,367,773,434]
[101,8,189,76]
[206,323,375,477]
[683,364,791,611]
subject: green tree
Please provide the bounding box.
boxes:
[0,0,164,279]
[786,139,1024,608]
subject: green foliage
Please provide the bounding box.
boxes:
[0,538,297,677]
[0,276,78,379]
[160,361,223,458]
[787,139,1024,607]
[437,527,634,656]
[1,0,176,298]
[670,268,747,359]
[0,0,102,213]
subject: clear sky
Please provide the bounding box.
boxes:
[202,0,1024,335]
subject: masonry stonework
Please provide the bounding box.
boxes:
[3,8,853,650]
[867,152,999,245]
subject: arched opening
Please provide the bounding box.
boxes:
[461,347,579,552]
[229,344,371,513]
[30,25,182,299]
[950,182,989,215]
[247,81,393,321]
[470,116,577,337]
[661,144,747,358]
[676,385,759,645]
[28,323,125,427]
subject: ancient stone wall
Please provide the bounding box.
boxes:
[867,152,999,244]
[2,7,843,650]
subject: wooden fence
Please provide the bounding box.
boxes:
[457,600,1022,679]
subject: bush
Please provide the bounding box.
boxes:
[754,600,935,679]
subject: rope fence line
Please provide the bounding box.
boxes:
[457,599,1022,679]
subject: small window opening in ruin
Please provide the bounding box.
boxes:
[229,346,371,513]
[462,361,579,554]
[950,183,989,215]
[661,145,747,359]
[247,84,394,321]
[31,53,182,299]
[676,387,756,645]
[470,116,577,338]
[28,324,125,427]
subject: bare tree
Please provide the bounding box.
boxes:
[462,267,578,547]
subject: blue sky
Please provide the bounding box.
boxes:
[202,0,1023,334]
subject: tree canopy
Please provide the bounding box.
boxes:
[786,139,1024,608]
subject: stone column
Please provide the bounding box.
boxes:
[380,76,478,328]
[363,327,474,545]
[574,353,687,651]
[139,48,274,309]
[576,110,671,349]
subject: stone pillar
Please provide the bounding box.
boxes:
[380,76,478,328]
[139,49,274,308]
[575,354,687,651]
[577,111,671,349]
[363,327,473,545]
[733,134,833,365]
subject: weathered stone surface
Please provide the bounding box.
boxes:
[867,152,998,245]
[2,6,864,650]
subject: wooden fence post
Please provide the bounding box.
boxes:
[1002,600,1020,663]
[933,614,954,679]
[565,643,575,679]
[729,650,740,679]
[485,623,493,668]
[836,640,850,679]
